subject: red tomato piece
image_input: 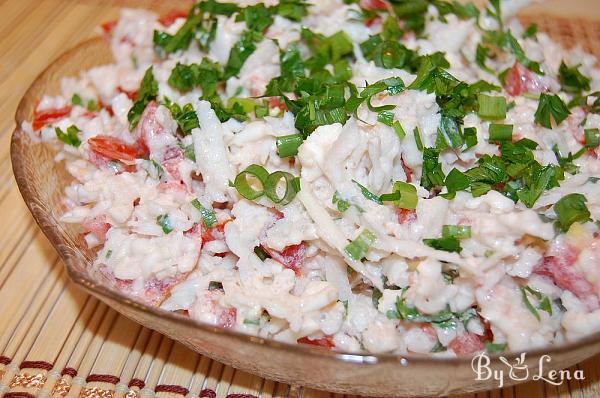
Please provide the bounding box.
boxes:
[32,106,72,131]
[360,0,388,10]
[297,336,335,349]
[262,242,307,274]
[144,276,182,306]
[401,156,412,183]
[218,308,237,328]
[365,16,382,27]
[397,208,417,224]
[82,215,111,242]
[118,86,138,101]
[88,136,141,163]
[504,63,526,96]
[268,97,288,112]
[101,20,118,35]
[504,62,549,97]
[534,250,597,303]
[159,10,189,27]
[448,333,485,357]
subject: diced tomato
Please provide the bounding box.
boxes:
[118,86,137,101]
[420,324,438,340]
[534,249,597,304]
[218,308,237,328]
[365,16,382,27]
[360,0,388,10]
[32,106,72,131]
[448,333,484,357]
[268,97,288,112]
[397,208,417,224]
[88,136,142,163]
[144,277,182,306]
[504,63,526,96]
[202,221,230,247]
[262,242,307,274]
[82,111,97,119]
[504,62,549,97]
[158,10,188,27]
[401,156,412,183]
[82,215,111,242]
[101,20,118,36]
[297,336,335,349]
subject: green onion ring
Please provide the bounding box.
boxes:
[234,164,270,200]
[265,171,300,205]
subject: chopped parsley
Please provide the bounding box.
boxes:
[559,61,591,94]
[128,67,158,129]
[534,93,571,129]
[520,285,553,321]
[554,193,591,232]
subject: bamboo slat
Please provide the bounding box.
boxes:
[2,0,600,397]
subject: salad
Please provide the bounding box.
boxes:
[25,0,600,356]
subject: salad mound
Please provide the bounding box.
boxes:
[25,0,600,357]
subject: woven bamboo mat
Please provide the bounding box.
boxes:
[2,1,600,397]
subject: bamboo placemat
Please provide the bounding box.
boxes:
[2,1,600,397]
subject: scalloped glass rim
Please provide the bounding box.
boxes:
[10,37,600,397]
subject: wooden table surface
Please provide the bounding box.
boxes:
[2,1,600,397]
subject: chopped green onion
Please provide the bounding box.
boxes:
[431,341,447,353]
[442,225,472,239]
[423,237,462,253]
[243,318,260,326]
[156,214,173,234]
[55,125,81,147]
[585,128,600,148]
[413,126,424,151]
[393,121,406,140]
[105,250,113,259]
[488,123,513,142]
[372,287,383,308]
[391,181,418,210]
[344,229,377,261]
[485,342,507,354]
[233,164,301,205]
[208,281,223,291]
[234,164,270,200]
[71,94,83,106]
[478,94,507,120]
[86,100,101,112]
[254,246,269,261]
[255,103,269,118]
[332,191,351,212]
[184,144,195,162]
[554,193,591,232]
[191,199,217,228]
[265,171,301,205]
[276,133,304,157]
[352,179,383,205]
